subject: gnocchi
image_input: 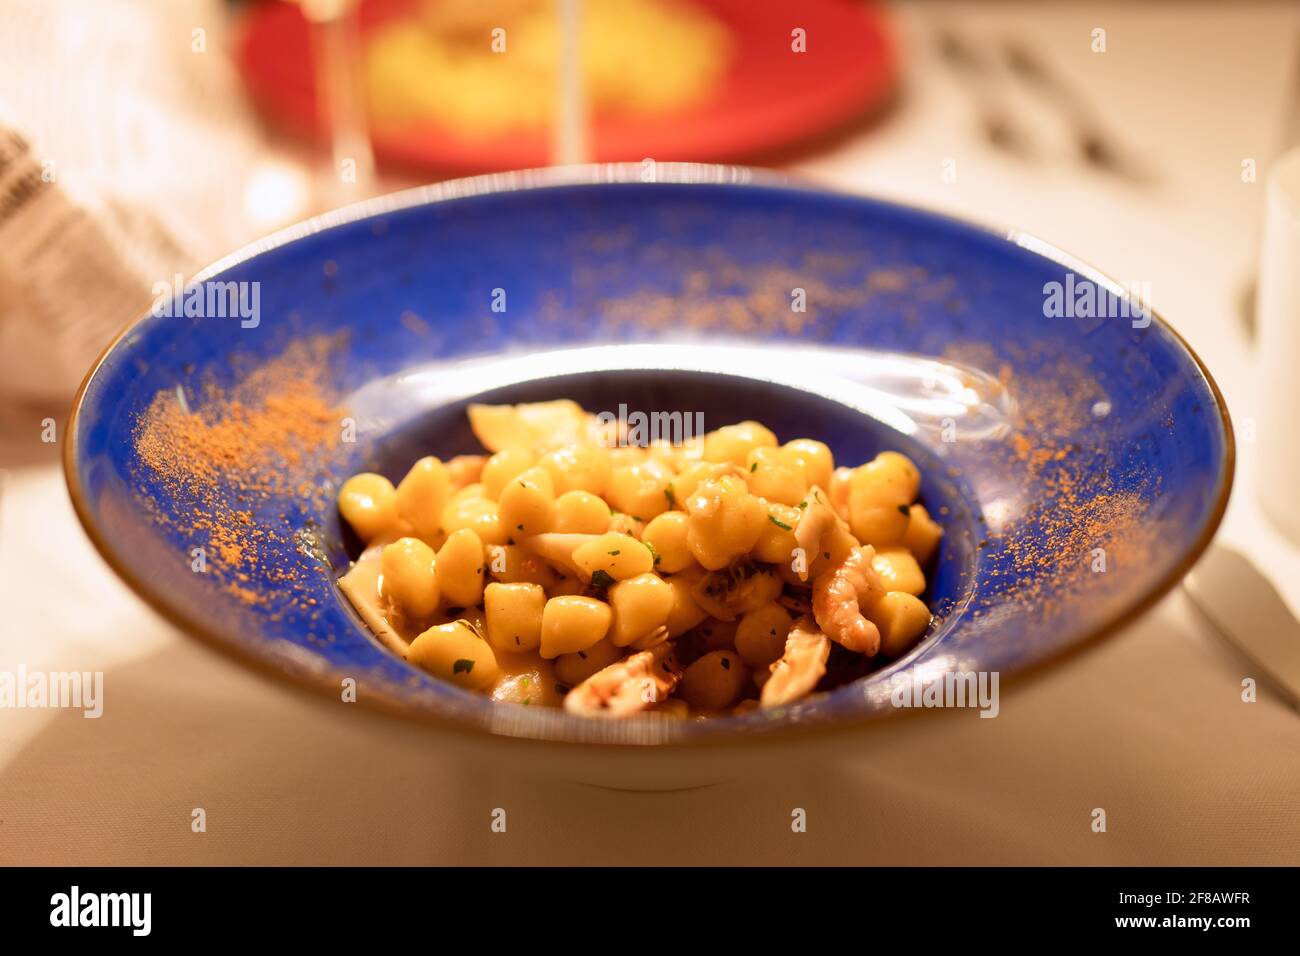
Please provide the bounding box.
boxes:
[337,400,942,717]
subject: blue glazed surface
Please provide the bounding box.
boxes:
[66,170,1233,744]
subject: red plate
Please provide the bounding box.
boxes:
[236,0,899,173]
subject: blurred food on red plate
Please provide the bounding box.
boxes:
[238,0,899,172]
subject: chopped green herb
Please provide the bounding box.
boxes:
[453,658,475,675]
[644,540,661,565]
[664,486,677,507]
[750,461,758,472]
[590,569,615,589]
[768,515,793,531]
[798,500,808,509]
[608,549,621,555]
[523,697,531,706]
[720,657,731,669]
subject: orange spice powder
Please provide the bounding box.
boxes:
[944,341,1160,617]
[132,336,348,606]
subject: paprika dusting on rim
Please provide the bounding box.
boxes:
[132,336,348,608]
[943,340,1158,618]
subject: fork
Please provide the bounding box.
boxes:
[1000,39,1158,185]
[933,29,1039,160]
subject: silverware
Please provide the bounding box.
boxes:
[1184,544,1300,709]
[1000,39,1157,185]
[933,29,1038,159]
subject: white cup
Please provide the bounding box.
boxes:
[1257,145,1300,544]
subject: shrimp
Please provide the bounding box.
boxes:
[811,545,884,655]
[761,616,831,707]
[563,642,682,717]
[793,485,838,581]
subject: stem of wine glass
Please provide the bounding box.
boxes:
[553,0,587,166]
[304,0,374,205]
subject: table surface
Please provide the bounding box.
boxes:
[2,0,1299,865]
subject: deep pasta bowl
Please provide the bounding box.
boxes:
[65,165,1233,778]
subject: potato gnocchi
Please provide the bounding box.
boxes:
[336,400,942,718]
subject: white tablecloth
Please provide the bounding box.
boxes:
[2,0,1298,865]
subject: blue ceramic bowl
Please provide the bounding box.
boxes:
[66,165,1233,748]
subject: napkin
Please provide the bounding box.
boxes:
[0,0,267,401]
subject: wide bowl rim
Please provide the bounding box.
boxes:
[63,162,1236,749]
